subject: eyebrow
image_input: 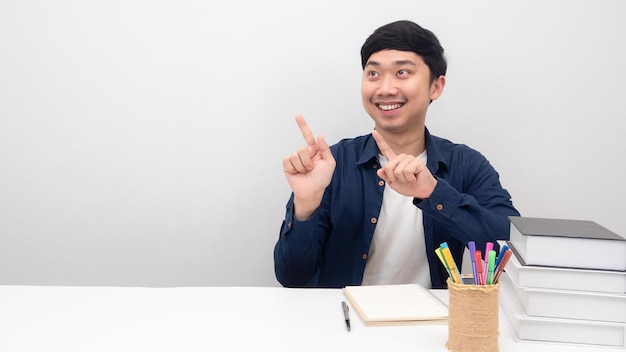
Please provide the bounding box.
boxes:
[365,59,417,68]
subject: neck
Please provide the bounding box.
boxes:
[377,127,426,157]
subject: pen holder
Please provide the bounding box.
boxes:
[445,278,500,352]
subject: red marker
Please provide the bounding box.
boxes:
[474,250,484,285]
[493,249,513,283]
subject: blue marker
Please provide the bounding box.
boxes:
[468,241,479,285]
[494,244,509,270]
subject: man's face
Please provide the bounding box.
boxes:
[361,49,443,134]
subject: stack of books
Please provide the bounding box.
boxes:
[499,216,626,348]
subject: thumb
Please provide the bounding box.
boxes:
[317,135,333,160]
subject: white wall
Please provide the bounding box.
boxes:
[1,0,624,287]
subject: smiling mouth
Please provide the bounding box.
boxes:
[377,103,403,111]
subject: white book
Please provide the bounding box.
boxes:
[500,279,626,348]
[504,247,626,294]
[342,284,448,326]
[508,216,626,271]
[501,272,626,323]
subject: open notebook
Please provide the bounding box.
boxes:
[342,284,448,326]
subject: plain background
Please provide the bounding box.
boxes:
[1,0,625,287]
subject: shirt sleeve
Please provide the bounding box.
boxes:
[414,153,519,245]
[273,194,329,287]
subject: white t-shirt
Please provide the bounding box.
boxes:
[361,150,431,288]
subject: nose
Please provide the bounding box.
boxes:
[377,76,398,96]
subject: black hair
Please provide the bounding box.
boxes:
[360,20,447,83]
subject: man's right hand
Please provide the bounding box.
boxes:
[282,115,336,220]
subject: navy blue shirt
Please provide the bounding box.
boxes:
[274,128,520,288]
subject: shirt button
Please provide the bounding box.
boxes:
[362,254,368,260]
[378,180,384,187]
[373,164,378,169]
[436,204,444,211]
[371,217,377,224]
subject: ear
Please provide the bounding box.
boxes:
[429,75,446,101]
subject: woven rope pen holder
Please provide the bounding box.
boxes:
[445,278,500,352]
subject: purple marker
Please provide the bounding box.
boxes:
[468,241,479,285]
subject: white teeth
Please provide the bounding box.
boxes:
[379,103,402,111]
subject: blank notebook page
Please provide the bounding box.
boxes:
[343,284,448,324]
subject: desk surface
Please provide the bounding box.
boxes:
[0,285,618,351]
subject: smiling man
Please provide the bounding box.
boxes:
[274,20,520,289]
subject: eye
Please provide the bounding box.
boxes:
[397,69,409,77]
[368,71,379,78]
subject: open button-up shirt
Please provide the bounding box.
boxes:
[274,128,520,288]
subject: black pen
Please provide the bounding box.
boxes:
[341,301,351,331]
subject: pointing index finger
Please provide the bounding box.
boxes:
[295,115,317,148]
[372,130,396,160]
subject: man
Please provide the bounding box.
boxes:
[274,20,519,289]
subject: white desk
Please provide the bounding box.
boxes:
[0,285,617,351]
